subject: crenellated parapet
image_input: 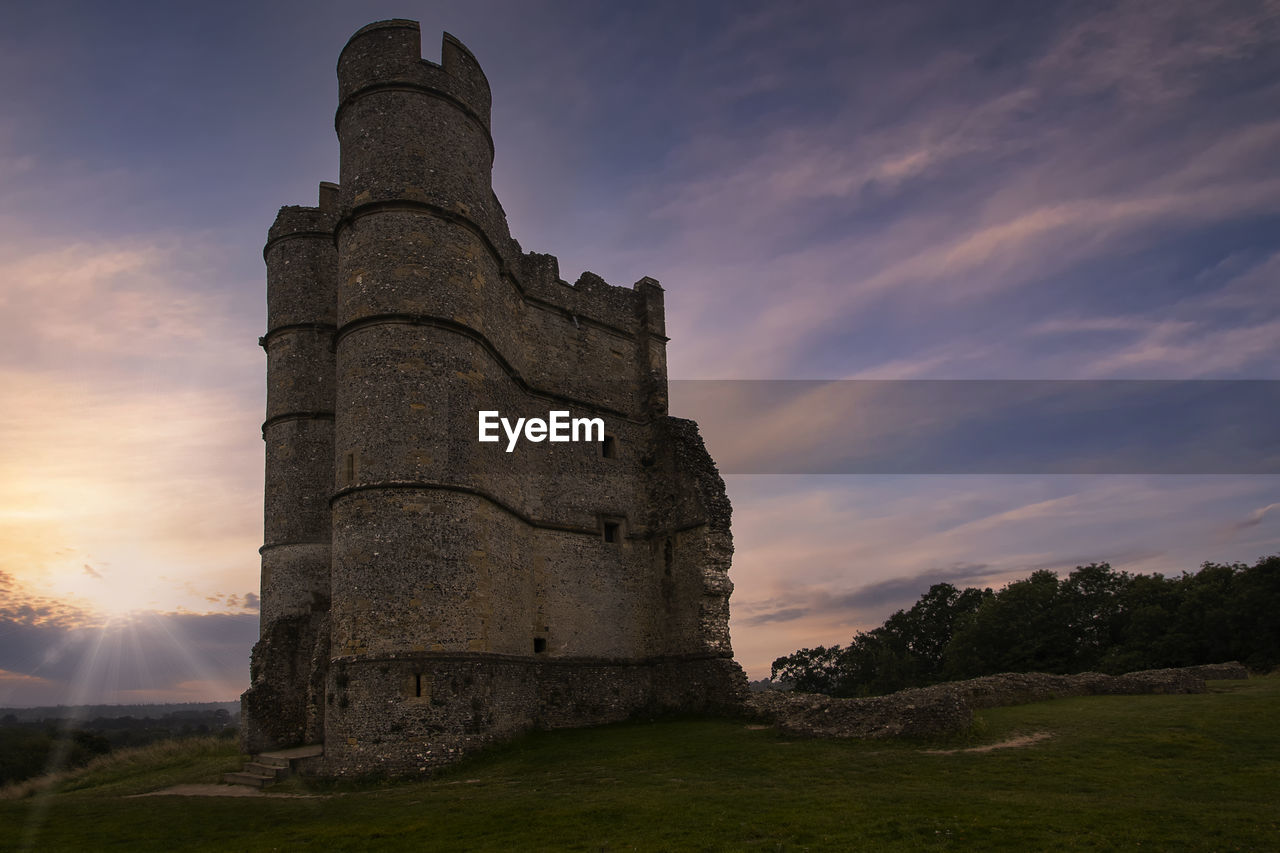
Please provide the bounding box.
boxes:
[337,21,491,130]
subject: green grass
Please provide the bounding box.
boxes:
[2,677,1276,851]
[0,736,243,800]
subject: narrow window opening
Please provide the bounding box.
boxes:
[533,637,547,654]
[663,538,673,576]
[414,673,423,698]
[603,521,620,543]
[601,434,617,458]
[343,451,356,485]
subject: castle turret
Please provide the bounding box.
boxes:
[242,183,339,751]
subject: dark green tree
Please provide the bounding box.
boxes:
[1227,555,1280,669]
[945,570,1072,676]
[842,583,991,695]
[770,645,849,695]
[1059,563,1127,670]
[1099,570,1179,672]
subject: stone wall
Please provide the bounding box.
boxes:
[317,654,746,777]
[746,662,1250,739]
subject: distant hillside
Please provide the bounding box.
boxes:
[0,702,241,786]
[0,702,239,724]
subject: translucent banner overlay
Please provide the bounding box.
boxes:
[667,380,1280,474]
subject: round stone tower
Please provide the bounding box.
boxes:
[243,183,339,751]
[327,20,535,770]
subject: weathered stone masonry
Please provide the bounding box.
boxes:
[241,20,747,775]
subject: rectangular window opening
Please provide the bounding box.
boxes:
[601,434,617,458]
[414,673,423,698]
[603,521,620,543]
[533,637,547,654]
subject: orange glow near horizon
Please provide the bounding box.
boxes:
[0,239,265,623]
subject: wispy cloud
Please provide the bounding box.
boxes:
[1034,0,1280,103]
[0,238,259,379]
[1233,503,1280,533]
[592,2,1280,379]
[741,563,1001,628]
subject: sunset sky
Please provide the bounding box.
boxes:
[1,0,1277,706]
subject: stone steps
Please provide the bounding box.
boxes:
[243,761,290,778]
[221,770,275,788]
[222,744,323,789]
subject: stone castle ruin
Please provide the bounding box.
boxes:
[240,20,747,776]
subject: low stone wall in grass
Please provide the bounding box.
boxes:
[745,662,1250,739]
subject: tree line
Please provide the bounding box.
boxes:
[771,555,1280,697]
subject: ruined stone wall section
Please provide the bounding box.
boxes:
[746,663,1252,741]
[642,417,736,658]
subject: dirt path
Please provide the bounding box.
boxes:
[922,731,1052,754]
[129,784,326,798]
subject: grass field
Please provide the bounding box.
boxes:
[1,676,1275,851]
